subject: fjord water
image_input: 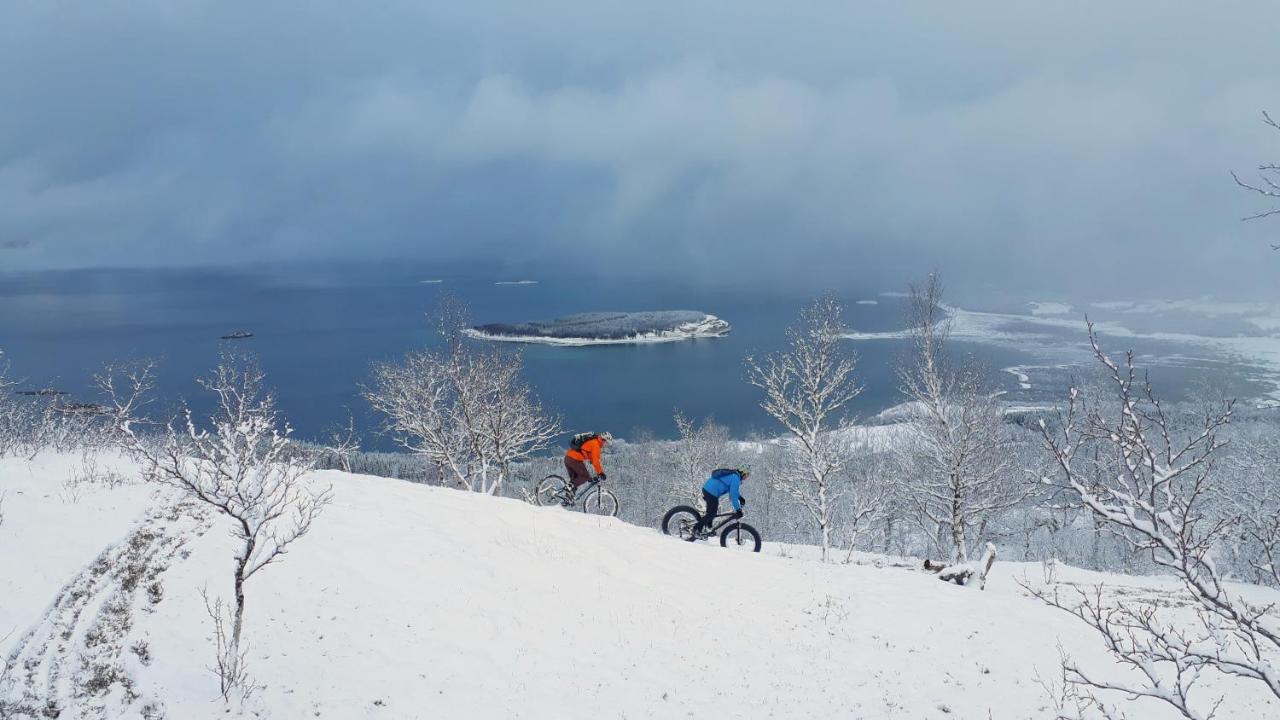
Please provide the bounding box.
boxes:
[0,266,1242,450]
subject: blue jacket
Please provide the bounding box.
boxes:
[703,470,744,511]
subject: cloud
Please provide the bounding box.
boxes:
[1,1,1278,295]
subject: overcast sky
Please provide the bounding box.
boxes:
[2,2,1278,295]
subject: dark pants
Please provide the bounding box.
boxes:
[565,456,592,488]
[694,490,720,533]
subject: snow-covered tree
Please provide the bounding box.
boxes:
[317,411,361,473]
[893,274,1027,562]
[126,354,331,699]
[366,301,560,494]
[0,350,21,457]
[1219,425,1280,588]
[1034,324,1280,718]
[746,295,862,562]
[93,358,160,442]
[672,411,729,504]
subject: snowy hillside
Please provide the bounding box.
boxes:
[1,454,1275,719]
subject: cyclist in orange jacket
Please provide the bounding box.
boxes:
[563,431,612,504]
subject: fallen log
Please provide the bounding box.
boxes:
[924,543,997,590]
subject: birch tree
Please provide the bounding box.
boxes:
[673,411,729,504]
[366,301,560,494]
[1033,324,1279,718]
[126,354,331,699]
[746,295,862,562]
[894,274,1025,562]
[318,412,361,473]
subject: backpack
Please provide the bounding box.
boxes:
[710,468,740,480]
[570,432,600,450]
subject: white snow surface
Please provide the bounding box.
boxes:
[2,454,1276,719]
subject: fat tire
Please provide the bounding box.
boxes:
[720,522,762,552]
[581,487,620,517]
[534,474,567,507]
[661,505,702,539]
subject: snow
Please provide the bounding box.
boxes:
[840,329,910,341]
[3,454,1277,719]
[0,453,156,638]
[1028,301,1074,316]
[466,311,731,346]
[1004,366,1032,389]
[843,300,1280,402]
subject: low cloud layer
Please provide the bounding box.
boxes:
[2,2,1278,294]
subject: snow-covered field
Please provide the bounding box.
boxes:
[2,454,1275,719]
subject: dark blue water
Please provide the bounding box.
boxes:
[1,265,1254,450]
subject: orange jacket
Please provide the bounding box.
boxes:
[565,436,605,474]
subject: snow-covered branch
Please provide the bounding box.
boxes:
[93,358,160,442]
[1034,322,1279,716]
[1232,110,1280,248]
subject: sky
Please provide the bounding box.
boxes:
[2,1,1279,296]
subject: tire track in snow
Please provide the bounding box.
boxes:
[1,497,211,719]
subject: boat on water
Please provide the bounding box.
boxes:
[220,330,254,340]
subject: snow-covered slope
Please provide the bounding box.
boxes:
[1,455,1275,719]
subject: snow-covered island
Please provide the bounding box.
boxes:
[465,310,730,346]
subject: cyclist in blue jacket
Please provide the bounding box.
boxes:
[688,467,750,540]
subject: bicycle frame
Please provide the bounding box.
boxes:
[569,477,603,501]
[701,511,743,534]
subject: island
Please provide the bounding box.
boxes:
[465,311,730,346]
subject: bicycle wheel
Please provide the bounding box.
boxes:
[720,522,762,552]
[661,506,701,539]
[581,486,620,517]
[534,474,568,507]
